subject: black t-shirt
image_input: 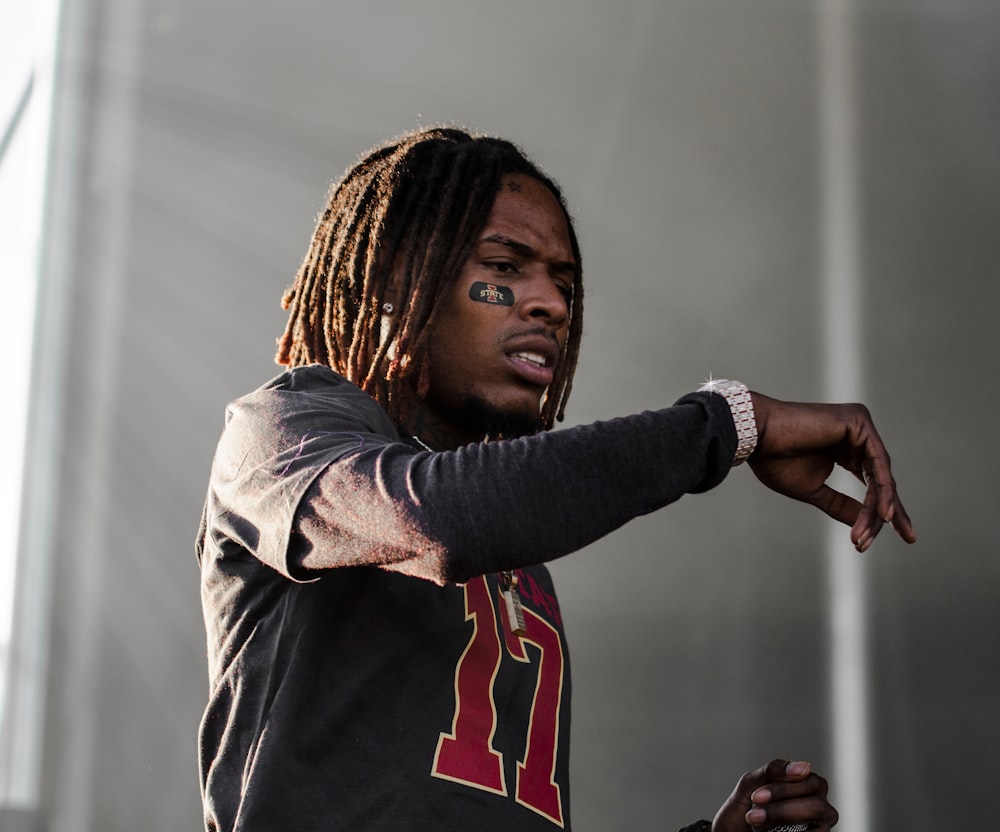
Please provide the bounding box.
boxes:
[197,365,735,831]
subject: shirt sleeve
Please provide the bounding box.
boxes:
[677,821,713,832]
[200,365,737,584]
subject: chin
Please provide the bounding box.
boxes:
[456,396,543,439]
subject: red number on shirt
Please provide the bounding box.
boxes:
[431,576,565,828]
[431,576,506,795]
[501,598,565,826]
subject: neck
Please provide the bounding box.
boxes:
[398,397,485,451]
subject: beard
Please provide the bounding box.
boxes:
[449,395,543,440]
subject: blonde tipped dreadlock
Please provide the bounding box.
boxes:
[276,127,584,431]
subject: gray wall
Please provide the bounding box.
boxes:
[21,0,999,830]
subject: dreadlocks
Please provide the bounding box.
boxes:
[276,127,584,431]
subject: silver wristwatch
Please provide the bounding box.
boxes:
[696,378,758,465]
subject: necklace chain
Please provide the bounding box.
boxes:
[409,433,523,634]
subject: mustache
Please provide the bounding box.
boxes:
[496,325,559,345]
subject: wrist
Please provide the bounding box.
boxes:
[697,378,758,465]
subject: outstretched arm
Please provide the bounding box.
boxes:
[747,393,917,553]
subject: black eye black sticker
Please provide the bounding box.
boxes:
[469,281,514,306]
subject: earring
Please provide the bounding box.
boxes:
[382,302,394,315]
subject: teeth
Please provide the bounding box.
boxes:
[512,351,546,367]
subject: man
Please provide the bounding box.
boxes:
[196,128,914,832]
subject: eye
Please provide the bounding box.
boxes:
[487,260,518,275]
[555,281,573,301]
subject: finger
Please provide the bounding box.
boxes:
[869,463,917,544]
[807,483,882,553]
[851,477,885,552]
[715,761,818,832]
[751,772,829,805]
[855,470,916,549]
[856,423,915,533]
[890,497,917,544]
[876,486,917,546]
[865,460,898,528]
[737,760,812,797]
[812,472,901,553]
[803,483,862,529]
[746,793,839,831]
[810,481,904,554]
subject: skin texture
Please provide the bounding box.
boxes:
[713,759,839,832]
[748,395,917,552]
[395,175,577,449]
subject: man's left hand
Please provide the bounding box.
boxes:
[712,759,838,831]
[747,394,916,553]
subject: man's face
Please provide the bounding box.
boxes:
[419,174,577,441]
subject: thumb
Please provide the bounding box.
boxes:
[803,483,861,528]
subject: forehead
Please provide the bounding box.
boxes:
[482,175,575,261]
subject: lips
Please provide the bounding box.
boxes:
[503,334,560,386]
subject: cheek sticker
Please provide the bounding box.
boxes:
[469,281,514,306]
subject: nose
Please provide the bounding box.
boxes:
[519,272,569,329]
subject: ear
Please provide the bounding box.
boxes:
[383,277,401,310]
[381,250,405,311]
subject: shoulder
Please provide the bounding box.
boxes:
[258,364,369,406]
[228,365,395,434]
[211,366,401,467]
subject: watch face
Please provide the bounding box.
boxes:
[699,378,744,394]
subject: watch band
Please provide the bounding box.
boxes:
[697,378,758,466]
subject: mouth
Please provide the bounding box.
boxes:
[509,350,550,369]
[504,337,560,387]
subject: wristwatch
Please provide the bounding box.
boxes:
[696,378,758,466]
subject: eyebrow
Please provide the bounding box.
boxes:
[479,233,578,276]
